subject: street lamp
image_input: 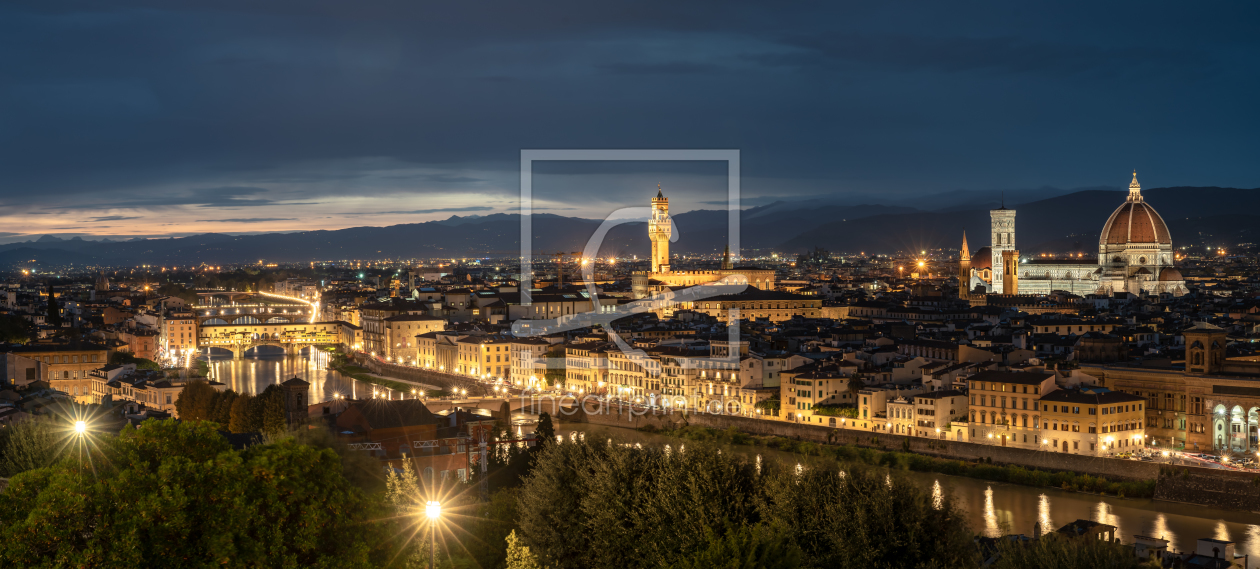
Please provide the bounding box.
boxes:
[425,501,441,569]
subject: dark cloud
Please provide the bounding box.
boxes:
[194,217,297,223]
[83,215,142,222]
[370,206,494,215]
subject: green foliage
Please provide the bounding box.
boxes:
[0,418,60,477]
[0,314,33,344]
[534,412,555,447]
[0,419,392,567]
[334,363,415,392]
[46,281,63,328]
[154,282,199,306]
[810,404,858,418]
[515,438,974,569]
[988,534,1145,569]
[668,525,802,569]
[659,426,1157,498]
[385,460,520,569]
[760,464,975,569]
[228,393,257,433]
[261,384,288,435]
[755,396,781,412]
[173,379,224,422]
[110,351,161,371]
[506,530,546,569]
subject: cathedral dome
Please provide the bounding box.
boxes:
[971,247,992,270]
[1100,172,1171,246]
[1158,267,1183,281]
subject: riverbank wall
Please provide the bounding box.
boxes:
[356,356,487,394]
[558,402,1260,511]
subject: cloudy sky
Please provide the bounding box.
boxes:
[2,1,1258,243]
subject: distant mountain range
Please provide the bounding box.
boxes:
[2,186,1256,267]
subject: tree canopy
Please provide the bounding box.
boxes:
[0,419,395,568]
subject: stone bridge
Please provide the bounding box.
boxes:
[199,321,348,359]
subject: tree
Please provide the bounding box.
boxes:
[515,437,977,569]
[174,379,218,421]
[261,385,288,434]
[668,526,801,569]
[758,463,978,569]
[506,530,547,569]
[0,419,393,567]
[0,418,59,477]
[534,412,555,448]
[229,393,256,433]
[0,314,33,345]
[211,390,237,425]
[988,534,1146,569]
[46,281,63,328]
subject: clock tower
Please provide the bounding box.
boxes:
[649,184,672,273]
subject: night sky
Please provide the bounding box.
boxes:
[2,1,1258,243]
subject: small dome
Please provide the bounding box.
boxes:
[1159,267,1183,281]
[971,247,992,270]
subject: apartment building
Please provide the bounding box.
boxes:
[958,370,1057,449]
[1039,388,1146,456]
[5,342,111,403]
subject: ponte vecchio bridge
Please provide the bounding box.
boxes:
[194,292,355,359]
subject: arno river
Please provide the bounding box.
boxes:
[218,354,1260,557]
[203,350,407,404]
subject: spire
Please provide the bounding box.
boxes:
[1128,170,1142,202]
[960,231,970,261]
[656,182,663,199]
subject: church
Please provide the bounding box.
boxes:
[960,172,1187,299]
[630,185,775,299]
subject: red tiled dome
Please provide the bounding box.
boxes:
[1159,267,1183,281]
[971,247,992,270]
[1101,201,1171,245]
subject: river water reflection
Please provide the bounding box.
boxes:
[556,423,1260,557]
[203,351,403,404]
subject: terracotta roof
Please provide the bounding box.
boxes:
[971,247,992,270]
[351,399,441,430]
[1158,267,1184,281]
[1101,201,1171,245]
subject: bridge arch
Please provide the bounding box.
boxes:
[265,317,291,324]
[204,318,228,325]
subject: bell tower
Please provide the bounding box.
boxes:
[649,184,672,273]
[1185,323,1228,374]
[991,198,1016,294]
[1001,250,1020,295]
[958,231,971,300]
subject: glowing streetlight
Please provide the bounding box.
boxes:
[425,501,441,569]
[75,420,86,434]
